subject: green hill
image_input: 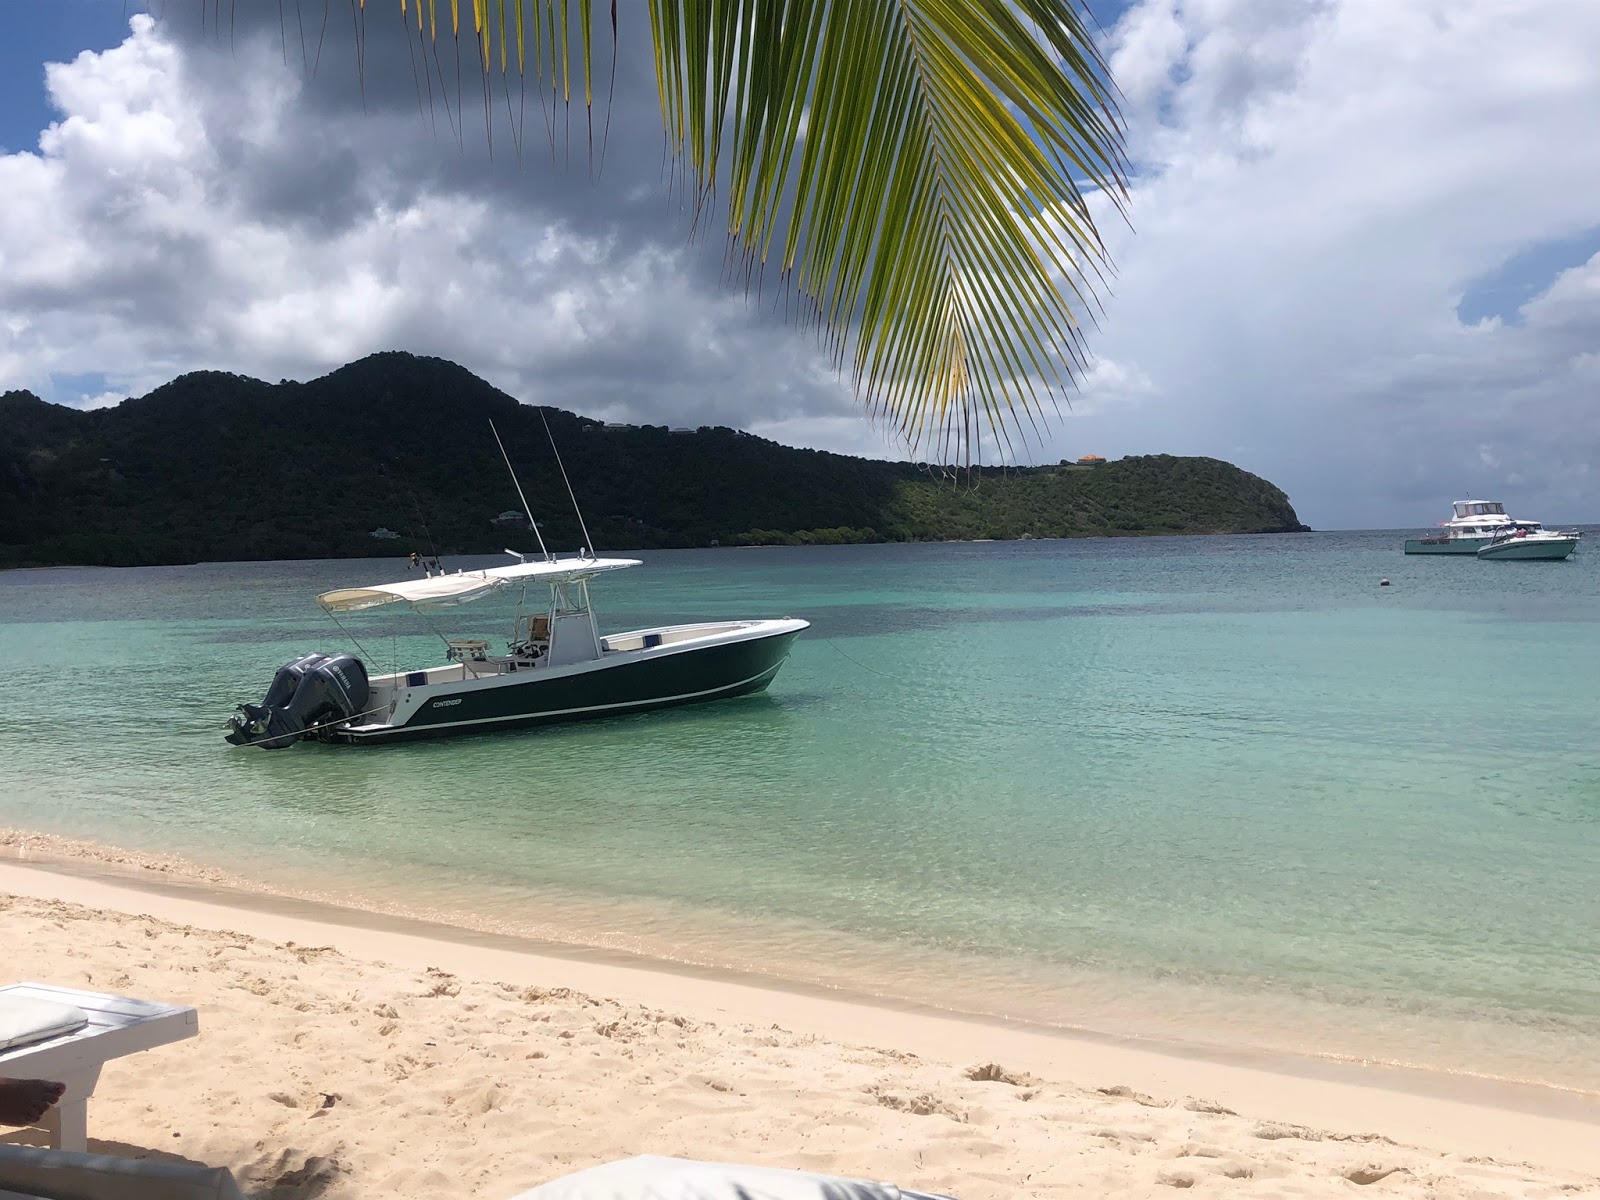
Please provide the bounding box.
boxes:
[0,353,1307,567]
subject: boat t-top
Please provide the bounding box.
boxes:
[1403,500,1580,560]
[225,422,809,748]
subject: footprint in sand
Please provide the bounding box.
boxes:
[1343,1163,1409,1185]
[1183,1097,1235,1115]
[869,1087,968,1122]
[964,1062,1039,1087]
[1097,1084,1168,1108]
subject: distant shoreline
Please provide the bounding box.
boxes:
[2,353,1309,568]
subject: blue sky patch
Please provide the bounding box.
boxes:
[0,0,137,153]
[1456,225,1600,327]
[48,370,116,408]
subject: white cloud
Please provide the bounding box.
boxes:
[1075,357,1157,411]
[0,14,859,441]
[1040,0,1600,526]
[1106,0,1187,117]
[1521,252,1600,332]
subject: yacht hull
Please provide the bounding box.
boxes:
[1403,538,1482,554]
[332,623,805,744]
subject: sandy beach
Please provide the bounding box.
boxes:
[2,849,1598,1200]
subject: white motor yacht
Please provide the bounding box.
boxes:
[1403,500,1580,560]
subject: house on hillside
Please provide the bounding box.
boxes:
[1076,454,1106,466]
[369,526,401,539]
[491,510,527,526]
[669,427,694,435]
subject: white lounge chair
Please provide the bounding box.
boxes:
[508,1155,956,1200]
[0,982,198,1153]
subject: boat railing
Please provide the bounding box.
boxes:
[1485,527,1531,545]
[600,622,751,653]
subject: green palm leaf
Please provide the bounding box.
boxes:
[371,0,1128,459]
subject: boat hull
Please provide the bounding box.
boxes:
[333,623,805,743]
[1403,538,1482,555]
[1476,537,1579,561]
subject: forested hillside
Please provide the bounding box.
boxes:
[0,353,1307,567]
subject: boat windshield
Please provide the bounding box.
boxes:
[1453,501,1506,518]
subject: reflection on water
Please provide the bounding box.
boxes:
[3,533,1600,1091]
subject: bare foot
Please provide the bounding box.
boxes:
[0,1078,67,1126]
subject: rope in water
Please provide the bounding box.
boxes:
[228,702,391,746]
[819,635,903,680]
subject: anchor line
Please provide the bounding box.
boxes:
[228,702,390,746]
[819,636,904,680]
[295,703,390,738]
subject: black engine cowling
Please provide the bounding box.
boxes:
[225,653,370,748]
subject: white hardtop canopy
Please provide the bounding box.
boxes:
[317,556,641,613]
[1452,500,1506,518]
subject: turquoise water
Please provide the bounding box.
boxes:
[3,534,1599,1090]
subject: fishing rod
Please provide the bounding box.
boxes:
[489,418,552,562]
[540,407,597,558]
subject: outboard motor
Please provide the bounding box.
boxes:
[225,653,370,748]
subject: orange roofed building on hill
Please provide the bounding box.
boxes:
[1076,454,1106,465]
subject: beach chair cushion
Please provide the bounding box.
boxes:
[509,1155,954,1200]
[0,997,87,1052]
[0,1144,244,1200]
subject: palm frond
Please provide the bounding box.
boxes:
[363,1,1130,461]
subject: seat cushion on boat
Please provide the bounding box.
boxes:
[0,996,89,1051]
[0,1145,244,1200]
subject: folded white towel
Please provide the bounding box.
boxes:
[0,996,89,1052]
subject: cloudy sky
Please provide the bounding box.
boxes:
[1,1,1597,529]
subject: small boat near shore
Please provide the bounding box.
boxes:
[224,555,808,747]
[226,421,809,748]
[1403,500,1580,560]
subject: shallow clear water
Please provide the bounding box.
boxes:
[3,533,1598,1090]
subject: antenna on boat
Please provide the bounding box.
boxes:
[490,418,552,562]
[540,407,596,558]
